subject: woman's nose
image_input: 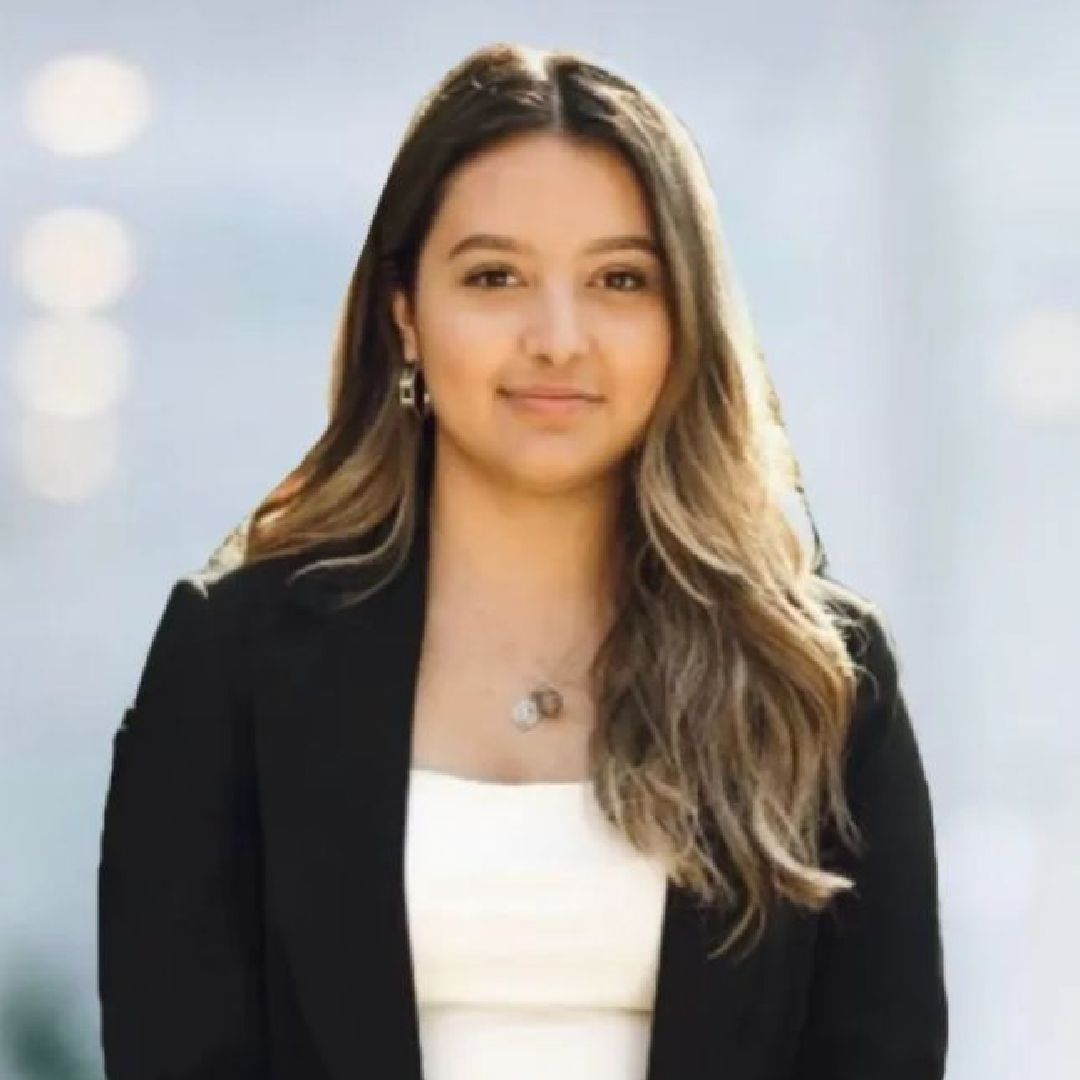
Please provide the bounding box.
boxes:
[522,282,590,363]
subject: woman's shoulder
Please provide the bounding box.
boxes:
[812,570,898,660]
[180,515,300,618]
[811,571,914,785]
[813,570,901,694]
[163,514,353,636]
[181,512,398,634]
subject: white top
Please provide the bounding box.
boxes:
[404,766,669,1080]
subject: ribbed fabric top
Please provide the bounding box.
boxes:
[403,766,669,1080]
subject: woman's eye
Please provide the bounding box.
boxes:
[463,267,517,288]
[603,269,649,291]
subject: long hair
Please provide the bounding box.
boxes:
[217,41,874,960]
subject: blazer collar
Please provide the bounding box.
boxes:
[251,502,776,1080]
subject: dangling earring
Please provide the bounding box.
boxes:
[398,357,432,417]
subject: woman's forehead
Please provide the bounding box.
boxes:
[429,136,656,255]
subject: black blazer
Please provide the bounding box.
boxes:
[97,509,948,1079]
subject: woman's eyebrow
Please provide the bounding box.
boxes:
[446,233,660,259]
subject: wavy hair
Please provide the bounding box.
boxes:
[216,41,875,959]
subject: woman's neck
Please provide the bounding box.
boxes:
[423,452,622,650]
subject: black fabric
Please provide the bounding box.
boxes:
[97,516,947,1079]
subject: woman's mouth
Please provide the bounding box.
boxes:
[497,388,602,417]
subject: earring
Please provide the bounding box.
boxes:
[398,358,432,417]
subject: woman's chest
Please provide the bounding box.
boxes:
[408,637,598,784]
[404,767,668,1008]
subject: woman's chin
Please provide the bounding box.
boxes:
[496,456,618,497]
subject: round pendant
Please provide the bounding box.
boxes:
[511,694,542,731]
[534,686,563,719]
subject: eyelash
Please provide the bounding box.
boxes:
[462,266,652,292]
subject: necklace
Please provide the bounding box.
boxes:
[508,628,598,733]
[510,682,565,731]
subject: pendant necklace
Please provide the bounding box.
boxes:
[510,681,566,732]
[508,618,602,733]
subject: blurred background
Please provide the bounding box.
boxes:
[2,1,1077,1076]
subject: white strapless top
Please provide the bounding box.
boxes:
[403,766,669,1080]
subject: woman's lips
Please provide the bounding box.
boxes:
[498,389,601,416]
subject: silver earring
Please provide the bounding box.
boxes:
[398,358,432,417]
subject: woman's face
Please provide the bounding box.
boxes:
[391,130,673,496]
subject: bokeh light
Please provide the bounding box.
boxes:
[13,208,136,312]
[18,410,120,503]
[22,52,152,157]
[11,316,131,419]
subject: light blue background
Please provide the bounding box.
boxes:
[2,2,1077,1076]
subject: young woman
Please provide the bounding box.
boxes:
[98,41,947,1080]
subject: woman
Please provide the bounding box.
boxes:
[98,41,947,1080]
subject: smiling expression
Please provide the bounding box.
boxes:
[391,130,674,495]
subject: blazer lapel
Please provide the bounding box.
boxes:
[250,508,770,1080]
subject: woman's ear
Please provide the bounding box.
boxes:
[390,288,418,359]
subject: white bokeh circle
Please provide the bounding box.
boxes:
[13,207,136,312]
[23,52,152,157]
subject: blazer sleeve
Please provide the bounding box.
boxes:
[98,577,267,1079]
[789,604,948,1079]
